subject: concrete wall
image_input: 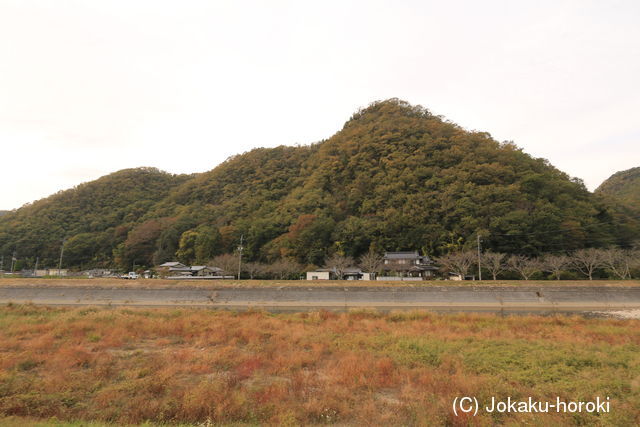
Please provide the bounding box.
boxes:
[2,285,639,313]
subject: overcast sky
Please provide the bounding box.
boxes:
[1,0,639,210]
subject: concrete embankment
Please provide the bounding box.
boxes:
[1,285,639,313]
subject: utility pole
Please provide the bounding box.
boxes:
[10,251,16,273]
[34,257,39,276]
[476,234,482,281]
[0,254,3,272]
[58,239,66,276]
[237,234,244,280]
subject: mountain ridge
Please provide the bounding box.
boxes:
[596,167,640,211]
[1,99,638,270]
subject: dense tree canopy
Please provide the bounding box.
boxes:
[1,100,638,270]
[596,166,640,212]
[0,167,190,269]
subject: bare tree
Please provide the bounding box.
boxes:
[542,254,571,280]
[481,251,506,280]
[436,251,476,278]
[324,254,355,280]
[209,253,238,276]
[268,258,303,280]
[507,255,541,280]
[571,248,605,280]
[632,249,640,278]
[358,249,383,273]
[632,249,640,267]
[601,248,633,280]
[243,262,266,279]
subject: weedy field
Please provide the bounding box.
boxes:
[0,305,638,426]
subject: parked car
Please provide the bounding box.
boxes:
[120,272,139,280]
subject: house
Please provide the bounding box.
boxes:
[190,266,224,277]
[379,251,438,280]
[162,262,232,279]
[306,269,335,280]
[306,267,375,281]
[159,262,187,268]
[156,261,189,277]
[343,267,376,280]
[167,266,193,277]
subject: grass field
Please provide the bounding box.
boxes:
[1,277,639,289]
[0,305,638,426]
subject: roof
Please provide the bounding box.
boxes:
[159,261,186,268]
[191,266,223,271]
[383,251,437,267]
[383,251,421,259]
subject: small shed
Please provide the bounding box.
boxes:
[306,269,335,280]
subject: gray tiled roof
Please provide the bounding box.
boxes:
[191,266,223,271]
[384,251,421,259]
[159,261,186,267]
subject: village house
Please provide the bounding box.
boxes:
[190,266,224,277]
[157,261,230,279]
[306,267,375,281]
[306,268,334,280]
[156,262,188,277]
[378,251,438,280]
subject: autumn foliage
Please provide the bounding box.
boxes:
[0,305,638,425]
[1,100,639,272]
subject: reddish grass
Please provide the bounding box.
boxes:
[0,305,638,425]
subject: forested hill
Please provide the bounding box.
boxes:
[0,211,9,217]
[1,99,638,270]
[596,167,640,211]
[0,168,190,268]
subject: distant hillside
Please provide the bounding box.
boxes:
[0,211,9,217]
[145,99,636,268]
[1,99,638,270]
[596,167,640,211]
[0,168,190,268]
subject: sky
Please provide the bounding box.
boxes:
[1,0,639,210]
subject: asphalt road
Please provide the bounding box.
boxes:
[1,285,640,313]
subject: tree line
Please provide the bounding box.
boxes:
[189,247,640,281]
[438,247,640,280]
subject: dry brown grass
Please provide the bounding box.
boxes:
[0,305,638,425]
[1,277,639,289]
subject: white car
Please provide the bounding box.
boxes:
[121,272,139,279]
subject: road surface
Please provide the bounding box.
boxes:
[1,285,640,313]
